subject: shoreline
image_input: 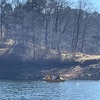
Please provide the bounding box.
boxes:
[0,52,100,80]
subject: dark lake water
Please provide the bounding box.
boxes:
[0,80,100,100]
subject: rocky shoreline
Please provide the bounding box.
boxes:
[0,49,100,80]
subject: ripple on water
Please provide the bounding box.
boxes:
[0,80,100,100]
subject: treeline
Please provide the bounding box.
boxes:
[0,0,100,59]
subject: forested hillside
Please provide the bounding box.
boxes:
[0,0,100,80]
[0,0,100,59]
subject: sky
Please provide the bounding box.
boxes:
[91,0,100,12]
[71,0,100,13]
[8,0,100,13]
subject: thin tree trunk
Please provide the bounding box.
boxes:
[0,3,3,39]
[74,9,82,49]
[45,13,48,50]
[80,24,87,52]
[80,14,92,52]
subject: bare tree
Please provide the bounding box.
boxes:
[0,0,4,39]
[71,0,93,54]
[80,12,92,52]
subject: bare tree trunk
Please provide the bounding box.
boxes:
[74,9,82,50]
[21,22,24,44]
[32,32,36,60]
[33,39,36,59]
[57,32,61,58]
[51,10,56,50]
[0,2,3,39]
[80,14,92,52]
[55,6,61,57]
[45,11,49,50]
[80,23,87,52]
[71,12,77,52]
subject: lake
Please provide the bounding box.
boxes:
[0,80,100,100]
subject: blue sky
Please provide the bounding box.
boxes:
[9,0,100,13]
[71,0,100,13]
[91,0,100,12]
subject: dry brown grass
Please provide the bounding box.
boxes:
[75,52,100,62]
